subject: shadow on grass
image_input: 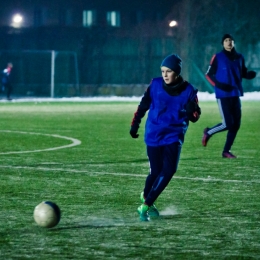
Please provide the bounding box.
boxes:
[48,215,181,231]
[49,224,121,231]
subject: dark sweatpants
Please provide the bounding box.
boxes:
[144,142,182,206]
[207,96,241,152]
[2,83,12,99]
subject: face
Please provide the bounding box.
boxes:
[7,63,13,71]
[223,38,234,52]
[161,66,179,84]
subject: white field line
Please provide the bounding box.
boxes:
[0,130,81,154]
[0,130,258,184]
[0,165,260,184]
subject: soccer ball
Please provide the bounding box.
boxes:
[33,201,61,228]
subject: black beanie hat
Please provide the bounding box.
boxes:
[221,34,234,44]
[161,54,182,75]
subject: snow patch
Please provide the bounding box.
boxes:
[1,91,260,103]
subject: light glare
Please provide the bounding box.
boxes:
[169,20,177,27]
[13,14,23,23]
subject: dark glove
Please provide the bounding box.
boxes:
[246,70,256,80]
[186,100,201,123]
[215,81,234,92]
[130,126,139,138]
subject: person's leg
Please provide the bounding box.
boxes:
[6,83,12,100]
[138,145,163,220]
[143,145,163,198]
[203,98,231,146]
[145,142,182,206]
[223,97,241,155]
[208,98,231,134]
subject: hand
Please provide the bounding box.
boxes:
[186,100,201,123]
[247,70,256,80]
[191,111,200,122]
[130,127,139,138]
[186,100,200,114]
[215,82,234,92]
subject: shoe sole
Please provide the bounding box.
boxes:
[222,156,236,159]
[222,152,236,158]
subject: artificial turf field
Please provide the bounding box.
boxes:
[0,100,260,259]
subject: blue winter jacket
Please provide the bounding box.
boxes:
[214,52,243,98]
[141,77,198,146]
[205,49,251,99]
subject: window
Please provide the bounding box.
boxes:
[83,10,96,27]
[59,8,73,26]
[107,11,120,27]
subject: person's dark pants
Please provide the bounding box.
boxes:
[3,83,12,99]
[207,97,241,152]
[144,142,182,206]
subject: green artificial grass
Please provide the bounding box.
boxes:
[0,101,260,259]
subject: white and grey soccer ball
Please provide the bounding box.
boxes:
[33,201,61,228]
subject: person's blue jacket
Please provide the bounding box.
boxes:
[205,48,256,99]
[131,77,200,146]
[2,68,11,85]
[214,51,244,98]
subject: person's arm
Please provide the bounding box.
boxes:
[1,71,7,84]
[241,55,256,80]
[205,54,217,86]
[186,94,201,123]
[130,86,151,138]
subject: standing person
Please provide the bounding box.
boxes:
[203,34,256,158]
[130,54,201,221]
[1,62,13,100]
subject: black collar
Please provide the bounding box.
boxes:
[163,76,189,96]
[222,48,239,60]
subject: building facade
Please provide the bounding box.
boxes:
[0,0,175,29]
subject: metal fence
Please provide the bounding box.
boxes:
[0,35,259,98]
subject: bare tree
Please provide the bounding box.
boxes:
[165,0,260,82]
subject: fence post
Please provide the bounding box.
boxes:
[51,50,55,98]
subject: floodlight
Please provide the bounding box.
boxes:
[12,14,23,27]
[169,20,177,27]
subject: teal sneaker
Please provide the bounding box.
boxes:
[137,204,150,221]
[140,192,159,217]
[148,204,159,217]
[140,191,145,203]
